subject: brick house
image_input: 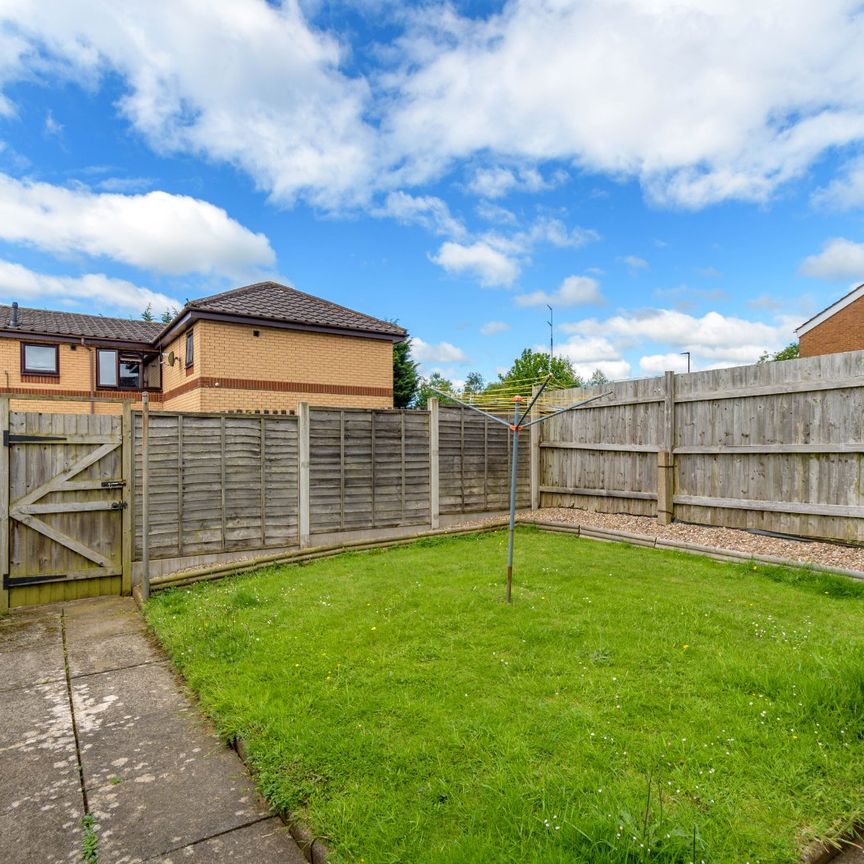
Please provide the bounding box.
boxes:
[0,281,407,413]
[796,283,864,357]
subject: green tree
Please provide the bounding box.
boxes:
[588,368,609,386]
[141,303,154,322]
[414,372,453,409]
[393,340,420,408]
[463,371,486,395]
[499,348,581,388]
[758,342,800,364]
[161,307,179,324]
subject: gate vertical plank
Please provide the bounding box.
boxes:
[0,396,9,612]
[121,403,133,595]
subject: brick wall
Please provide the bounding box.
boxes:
[799,294,864,357]
[2,319,396,415]
[0,337,166,414]
[161,321,394,413]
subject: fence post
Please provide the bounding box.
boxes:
[657,370,676,525]
[0,396,9,612]
[140,393,151,602]
[120,402,133,597]
[530,385,541,510]
[428,398,440,529]
[298,401,311,547]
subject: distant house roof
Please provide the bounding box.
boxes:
[796,283,864,337]
[0,281,407,348]
[0,303,162,345]
[157,281,407,343]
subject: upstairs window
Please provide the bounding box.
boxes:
[22,343,59,375]
[185,329,194,368]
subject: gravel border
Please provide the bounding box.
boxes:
[524,507,864,574]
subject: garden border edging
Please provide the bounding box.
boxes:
[526,518,864,581]
[230,736,330,864]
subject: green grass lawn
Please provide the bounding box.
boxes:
[146,528,864,863]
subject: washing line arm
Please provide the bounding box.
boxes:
[516,375,552,427]
[519,390,613,430]
[429,389,513,427]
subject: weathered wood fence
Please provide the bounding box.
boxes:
[131,400,530,574]
[538,350,864,543]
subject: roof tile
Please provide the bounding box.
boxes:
[188,281,406,338]
[0,304,162,343]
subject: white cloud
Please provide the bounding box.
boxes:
[516,275,603,307]
[553,335,630,380]
[411,337,468,363]
[800,238,864,281]
[811,157,864,210]
[501,217,598,254]
[624,255,648,274]
[0,0,377,209]
[377,191,466,238]
[0,259,177,315]
[467,165,550,199]
[639,353,691,375]
[5,1,861,211]
[563,308,787,350]
[389,0,864,207]
[444,216,597,284]
[481,320,510,335]
[563,307,796,370]
[475,201,517,225]
[0,174,274,276]
[44,110,62,136]
[430,240,519,286]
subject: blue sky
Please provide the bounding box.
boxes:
[0,0,863,385]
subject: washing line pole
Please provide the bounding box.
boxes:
[433,382,611,603]
[505,397,522,603]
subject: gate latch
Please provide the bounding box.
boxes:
[110,500,129,511]
[101,480,126,489]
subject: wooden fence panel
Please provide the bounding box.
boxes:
[262,416,299,547]
[539,350,864,542]
[134,412,300,560]
[439,407,530,515]
[539,377,664,515]
[308,408,431,535]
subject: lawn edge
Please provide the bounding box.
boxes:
[526,518,864,581]
[230,736,330,864]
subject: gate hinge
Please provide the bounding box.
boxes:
[101,479,127,489]
[3,431,67,446]
[110,500,129,511]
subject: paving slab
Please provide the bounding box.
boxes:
[146,817,307,864]
[0,596,306,864]
[0,681,80,810]
[71,660,189,734]
[77,701,218,791]
[0,789,85,864]
[66,628,163,678]
[0,609,65,691]
[88,734,270,862]
[63,597,147,643]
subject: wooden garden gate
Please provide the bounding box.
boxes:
[1,403,132,609]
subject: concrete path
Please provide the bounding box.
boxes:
[0,596,305,864]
